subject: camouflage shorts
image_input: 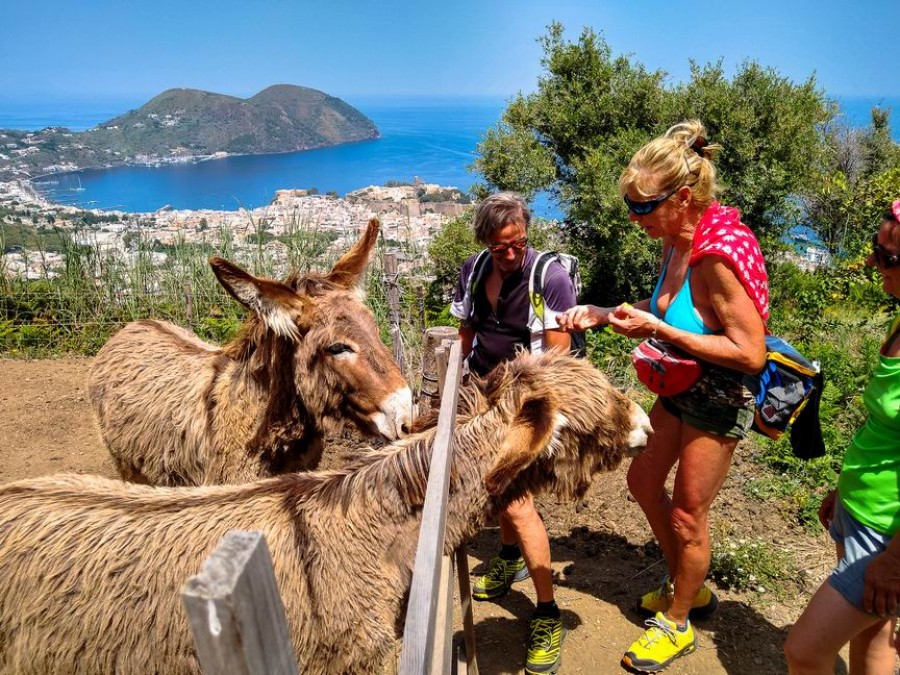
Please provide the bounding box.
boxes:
[660,365,758,439]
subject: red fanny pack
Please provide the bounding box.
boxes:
[632,339,703,396]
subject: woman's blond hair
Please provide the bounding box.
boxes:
[619,120,723,208]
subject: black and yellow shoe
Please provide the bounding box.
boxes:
[525,615,566,674]
[635,576,718,619]
[622,612,696,673]
[472,556,530,600]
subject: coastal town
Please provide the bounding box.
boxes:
[0,178,471,280]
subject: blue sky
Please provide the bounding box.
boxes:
[2,0,898,105]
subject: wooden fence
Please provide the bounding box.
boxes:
[182,332,477,675]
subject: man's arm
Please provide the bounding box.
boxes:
[544,328,572,353]
[459,322,475,359]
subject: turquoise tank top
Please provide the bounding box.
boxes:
[650,248,715,335]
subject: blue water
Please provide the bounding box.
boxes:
[2,94,898,215]
[5,97,507,212]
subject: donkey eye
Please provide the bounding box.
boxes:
[325,343,354,355]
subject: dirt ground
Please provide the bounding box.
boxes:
[0,357,853,674]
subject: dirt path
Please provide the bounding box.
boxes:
[0,357,845,674]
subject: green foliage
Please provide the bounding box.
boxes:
[473,23,834,305]
[805,105,900,256]
[709,538,802,598]
[1,222,70,253]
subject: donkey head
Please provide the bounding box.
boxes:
[478,350,652,502]
[210,218,413,441]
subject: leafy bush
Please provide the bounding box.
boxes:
[709,538,802,598]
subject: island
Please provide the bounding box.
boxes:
[0,85,380,182]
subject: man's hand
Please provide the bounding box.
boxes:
[557,304,608,331]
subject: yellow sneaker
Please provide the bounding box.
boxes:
[525,615,566,674]
[635,576,718,619]
[622,612,696,672]
[472,556,530,600]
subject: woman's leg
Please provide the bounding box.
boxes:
[665,424,737,625]
[626,399,684,574]
[785,577,894,674]
[849,616,897,674]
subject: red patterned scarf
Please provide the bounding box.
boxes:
[689,201,770,324]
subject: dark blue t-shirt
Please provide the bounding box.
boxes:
[451,248,577,376]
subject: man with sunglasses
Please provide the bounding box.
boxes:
[450,192,577,675]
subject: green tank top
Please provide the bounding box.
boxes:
[838,313,900,535]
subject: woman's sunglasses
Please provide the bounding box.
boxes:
[872,233,900,269]
[488,236,528,254]
[623,188,678,216]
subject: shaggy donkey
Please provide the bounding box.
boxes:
[89,218,413,486]
[0,350,651,675]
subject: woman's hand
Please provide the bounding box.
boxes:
[863,542,900,617]
[607,304,662,339]
[818,489,837,531]
[557,304,609,332]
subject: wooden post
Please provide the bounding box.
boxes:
[421,326,458,410]
[384,253,405,373]
[455,547,479,675]
[183,281,195,328]
[182,530,298,675]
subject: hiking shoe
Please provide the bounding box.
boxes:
[635,576,718,619]
[526,615,566,674]
[473,556,530,600]
[622,612,696,673]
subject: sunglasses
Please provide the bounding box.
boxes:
[488,236,528,254]
[872,233,900,269]
[623,188,678,216]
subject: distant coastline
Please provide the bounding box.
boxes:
[1,94,895,217]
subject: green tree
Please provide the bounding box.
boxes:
[473,23,833,304]
[804,110,900,256]
[861,108,900,179]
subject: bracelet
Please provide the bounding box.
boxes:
[651,318,661,339]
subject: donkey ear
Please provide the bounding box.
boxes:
[483,394,559,496]
[326,218,380,289]
[209,257,306,339]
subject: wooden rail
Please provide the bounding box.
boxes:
[184,335,476,674]
[398,339,464,675]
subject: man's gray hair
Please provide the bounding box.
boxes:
[473,192,531,245]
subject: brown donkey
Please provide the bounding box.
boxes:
[0,350,652,675]
[88,218,413,486]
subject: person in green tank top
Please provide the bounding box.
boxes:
[786,200,900,675]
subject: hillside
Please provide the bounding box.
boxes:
[0,85,379,180]
[86,85,379,155]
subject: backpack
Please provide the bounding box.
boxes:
[466,249,586,357]
[752,335,825,460]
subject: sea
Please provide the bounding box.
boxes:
[1,94,898,216]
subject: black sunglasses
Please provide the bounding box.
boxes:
[872,233,900,269]
[623,188,678,216]
[488,236,528,254]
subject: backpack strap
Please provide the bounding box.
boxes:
[457,249,491,323]
[528,251,557,354]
